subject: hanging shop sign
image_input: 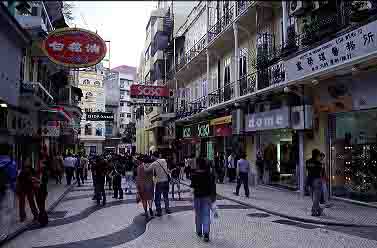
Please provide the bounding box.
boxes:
[86,112,114,121]
[210,115,232,126]
[214,124,232,137]
[197,123,210,137]
[130,84,169,99]
[183,126,193,138]
[245,107,290,132]
[285,19,377,82]
[41,27,107,68]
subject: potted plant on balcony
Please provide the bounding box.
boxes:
[351,1,371,23]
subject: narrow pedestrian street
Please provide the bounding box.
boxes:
[4,179,377,248]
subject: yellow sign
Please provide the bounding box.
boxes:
[210,115,232,126]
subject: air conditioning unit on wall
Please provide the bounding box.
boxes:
[291,105,313,130]
[289,1,310,16]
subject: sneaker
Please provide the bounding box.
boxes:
[196,232,203,238]
[203,234,210,242]
[149,208,154,217]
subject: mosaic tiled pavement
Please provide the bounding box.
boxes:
[3,179,377,248]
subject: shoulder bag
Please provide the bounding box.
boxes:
[155,160,171,183]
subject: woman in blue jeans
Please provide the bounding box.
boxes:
[190,158,216,242]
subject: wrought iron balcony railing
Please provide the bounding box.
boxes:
[208,5,235,43]
[176,33,207,72]
[282,5,377,57]
[239,72,257,96]
[208,82,235,107]
[257,61,286,90]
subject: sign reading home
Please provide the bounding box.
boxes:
[285,19,377,82]
[245,107,290,132]
[86,112,114,121]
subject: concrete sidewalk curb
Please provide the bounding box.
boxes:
[0,181,77,246]
[180,181,377,228]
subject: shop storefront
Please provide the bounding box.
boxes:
[245,107,301,190]
[210,115,232,158]
[315,71,377,205]
[182,122,212,159]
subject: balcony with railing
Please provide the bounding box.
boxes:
[175,33,207,74]
[20,81,54,106]
[282,2,377,58]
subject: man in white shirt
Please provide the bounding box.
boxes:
[144,151,170,216]
[63,152,76,185]
[227,152,236,183]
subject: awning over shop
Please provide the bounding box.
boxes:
[39,107,71,122]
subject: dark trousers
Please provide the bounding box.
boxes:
[112,175,123,199]
[65,167,75,185]
[236,172,250,197]
[76,167,85,186]
[311,178,323,216]
[35,189,48,226]
[155,181,170,214]
[106,175,112,190]
[228,168,236,182]
[92,173,97,199]
[171,179,181,199]
[95,176,106,205]
[216,169,225,183]
[18,190,39,221]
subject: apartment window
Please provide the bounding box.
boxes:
[94,81,101,87]
[239,48,248,78]
[31,6,38,16]
[84,123,92,135]
[127,113,131,118]
[83,79,90,85]
[120,102,124,106]
[96,128,102,136]
[120,124,124,129]
[120,79,125,88]
[202,80,208,97]
[85,92,93,99]
[120,113,125,117]
[224,57,231,85]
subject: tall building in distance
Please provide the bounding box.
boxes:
[78,66,106,155]
[103,65,136,154]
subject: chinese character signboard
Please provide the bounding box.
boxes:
[42,28,107,68]
[285,20,377,82]
[130,84,170,99]
[245,107,290,132]
[86,112,114,121]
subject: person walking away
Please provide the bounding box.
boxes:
[319,152,332,208]
[136,156,155,219]
[234,153,250,197]
[124,156,134,194]
[90,156,97,200]
[63,152,76,185]
[144,151,171,216]
[170,162,181,200]
[190,158,216,242]
[256,152,264,185]
[227,152,236,183]
[16,158,39,222]
[52,152,64,184]
[306,149,323,216]
[94,158,108,205]
[105,163,112,191]
[35,158,49,226]
[111,160,123,199]
[81,155,89,181]
[75,154,84,186]
[184,157,191,180]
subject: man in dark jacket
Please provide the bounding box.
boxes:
[94,158,109,205]
[306,149,323,216]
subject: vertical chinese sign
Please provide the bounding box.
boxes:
[41,27,107,68]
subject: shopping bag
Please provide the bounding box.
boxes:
[211,201,219,219]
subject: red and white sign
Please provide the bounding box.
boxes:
[214,124,232,137]
[130,84,169,99]
[42,28,107,68]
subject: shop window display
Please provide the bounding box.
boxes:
[330,109,377,204]
[259,129,298,189]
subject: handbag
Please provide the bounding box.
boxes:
[155,160,171,183]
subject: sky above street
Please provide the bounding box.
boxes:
[70,1,156,69]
